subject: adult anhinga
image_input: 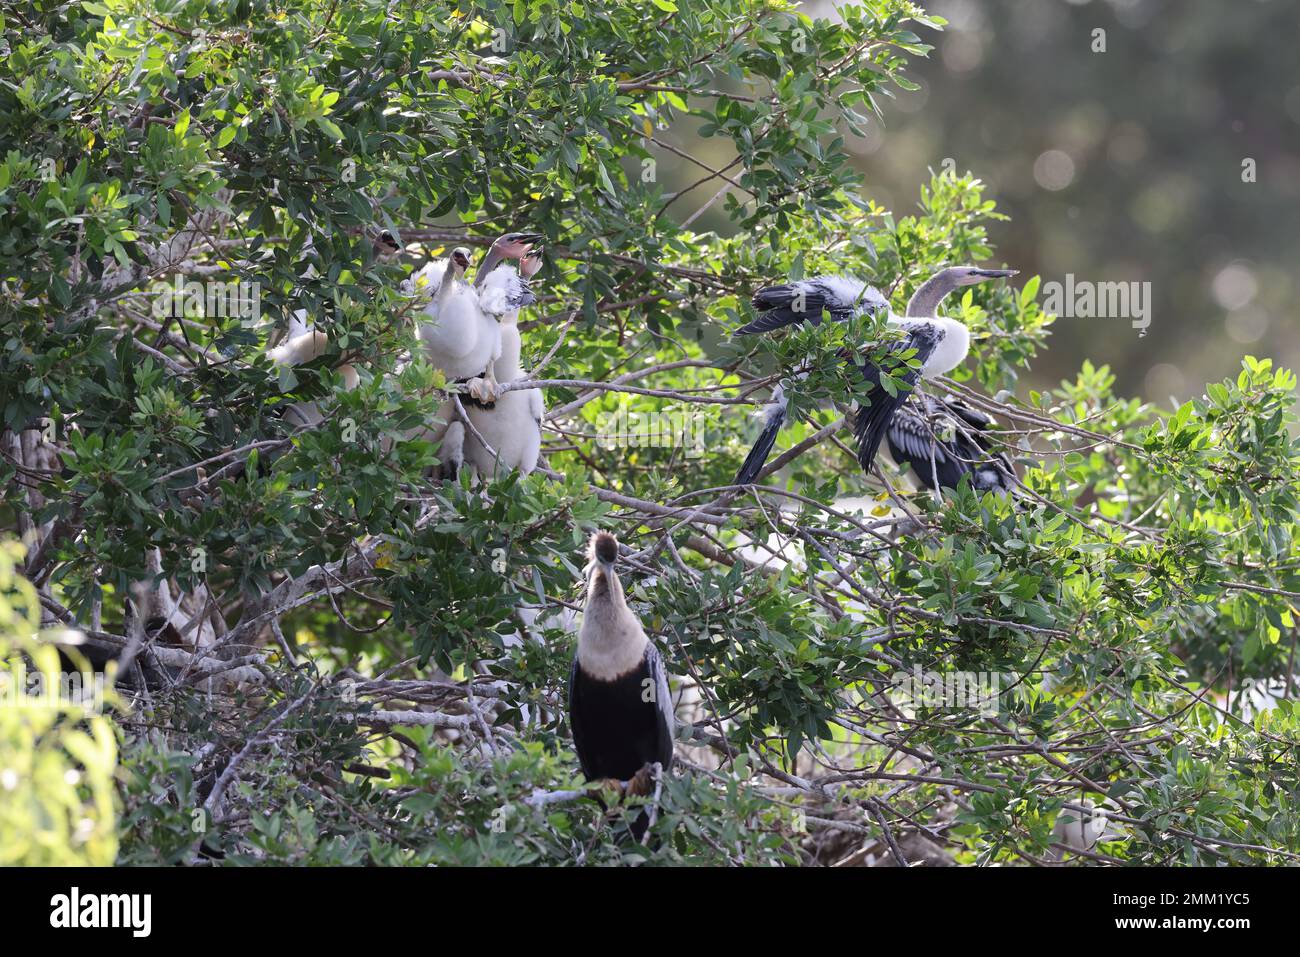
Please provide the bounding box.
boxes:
[464,248,545,477]
[732,267,1016,486]
[568,531,675,839]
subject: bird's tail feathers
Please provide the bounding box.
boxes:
[734,403,786,485]
[854,392,894,475]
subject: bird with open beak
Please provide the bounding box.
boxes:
[474,231,542,288]
[568,531,675,840]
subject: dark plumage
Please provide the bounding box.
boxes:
[591,530,618,565]
[886,393,1015,494]
[568,532,674,840]
[569,647,673,783]
[734,386,787,485]
[737,275,888,336]
[852,324,941,477]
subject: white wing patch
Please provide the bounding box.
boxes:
[808,275,868,311]
[477,265,534,316]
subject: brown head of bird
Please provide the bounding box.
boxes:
[587,531,621,600]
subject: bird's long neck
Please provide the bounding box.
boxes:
[906,273,958,318]
[475,249,502,288]
[577,566,647,680]
[435,266,459,304]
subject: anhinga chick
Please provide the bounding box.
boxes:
[568,532,674,837]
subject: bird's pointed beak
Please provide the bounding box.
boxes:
[497,232,544,258]
[973,268,1018,280]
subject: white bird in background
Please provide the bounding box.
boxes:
[464,247,545,478]
[400,249,475,477]
[267,309,359,428]
[400,233,541,479]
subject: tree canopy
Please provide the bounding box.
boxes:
[2,0,1299,866]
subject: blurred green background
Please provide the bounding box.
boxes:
[672,0,1300,403]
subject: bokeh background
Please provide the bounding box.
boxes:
[674,0,1300,403]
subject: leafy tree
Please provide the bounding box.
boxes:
[0,543,119,865]
[2,0,1298,865]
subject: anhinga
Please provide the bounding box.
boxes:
[877,267,1019,494]
[568,531,675,839]
[464,248,545,477]
[407,247,502,404]
[474,232,543,288]
[732,266,1016,487]
[401,237,535,478]
[854,266,1017,480]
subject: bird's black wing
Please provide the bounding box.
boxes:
[567,655,595,779]
[738,277,860,335]
[886,392,1016,493]
[887,396,947,471]
[937,395,995,432]
[886,394,971,492]
[937,396,1016,492]
[854,324,941,476]
[644,643,675,771]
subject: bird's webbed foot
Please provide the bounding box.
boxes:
[627,763,657,798]
[466,372,500,406]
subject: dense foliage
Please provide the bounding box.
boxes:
[0,542,119,865]
[2,0,1298,865]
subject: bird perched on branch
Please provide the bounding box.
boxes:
[464,247,545,478]
[873,266,1020,496]
[568,531,675,840]
[854,265,1016,481]
[400,234,541,478]
[406,246,502,404]
[732,266,1017,488]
